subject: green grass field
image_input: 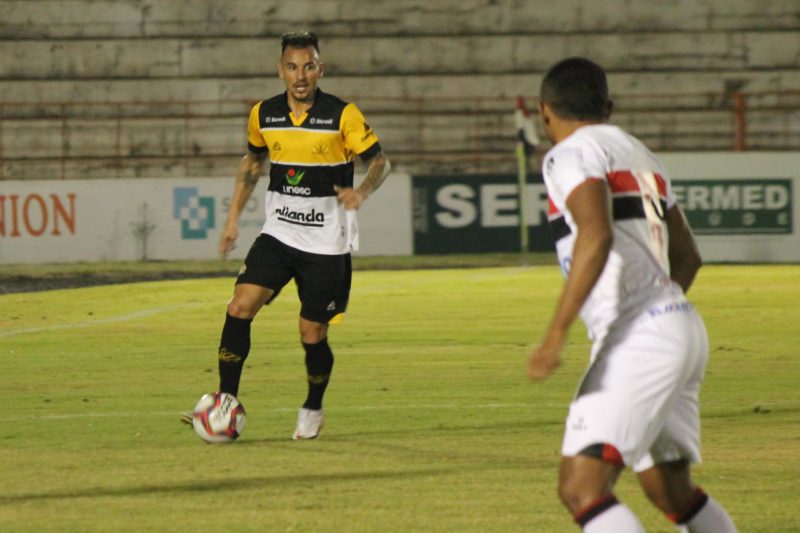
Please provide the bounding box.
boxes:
[1,264,798,532]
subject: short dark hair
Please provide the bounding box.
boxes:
[281,31,319,54]
[540,57,609,121]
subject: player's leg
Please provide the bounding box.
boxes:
[299,317,331,409]
[635,309,736,531]
[219,234,293,397]
[217,282,274,396]
[637,460,736,532]
[560,452,644,532]
[559,307,700,531]
[291,251,351,439]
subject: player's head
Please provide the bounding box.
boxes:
[539,57,612,138]
[281,31,320,55]
[279,31,324,104]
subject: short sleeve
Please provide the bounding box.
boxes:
[657,166,678,209]
[246,102,268,153]
[544,145,607,206]
[341,103,379,155]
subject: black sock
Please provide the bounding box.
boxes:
[218,313,252,397]
[302,339,334,410]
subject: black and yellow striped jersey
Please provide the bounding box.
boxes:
[246,89,382,254]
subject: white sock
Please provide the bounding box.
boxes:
[685,495,736,533]
[583,502,645,533]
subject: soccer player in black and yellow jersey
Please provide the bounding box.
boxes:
[195,31,391,440]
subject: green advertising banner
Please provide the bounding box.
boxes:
[412,175,794,255]
[672,179,793,235]
[412,174,554,254]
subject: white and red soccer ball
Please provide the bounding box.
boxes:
[192,392,246,443]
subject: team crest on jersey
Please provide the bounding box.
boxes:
[285,168,305,185]
[272,142,281,151]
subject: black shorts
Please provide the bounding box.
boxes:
[236,233,352,324]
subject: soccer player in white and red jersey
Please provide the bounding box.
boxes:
[528,57,736,532]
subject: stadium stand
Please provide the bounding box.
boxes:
[1,0,799,179]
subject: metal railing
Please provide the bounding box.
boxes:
[1,90,798,180]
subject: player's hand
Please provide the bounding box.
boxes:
[218,224,239,260]
[528,331,565,381]
[334,185,366,210]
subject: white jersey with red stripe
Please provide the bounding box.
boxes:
[542,124,686,345]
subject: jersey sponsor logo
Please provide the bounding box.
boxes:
[275,206,325,227]
[285,168,305,186]
[265,116,287,124]
[272,142,281,151]
[283,168,311,195]
[282,185,312,196]
[309,117,333,125]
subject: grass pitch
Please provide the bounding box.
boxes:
[1,264,798,532]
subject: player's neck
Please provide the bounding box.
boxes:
[287,93,316,118]
[551,120,604,144]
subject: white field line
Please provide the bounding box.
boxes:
[9,403,534,422]
[0,303,203,338]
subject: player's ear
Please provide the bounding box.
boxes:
[605,99,614,120]
[318,61,325,78]
[278,62,284,79]
[538,101,551,125]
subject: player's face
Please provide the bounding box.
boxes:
[279,46,324,104]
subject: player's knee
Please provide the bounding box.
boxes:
[557,478,582,512]
[639,460,695,515]
[641,483,672,513]
[299,321,328,344]
[558,466,599,513]
[226,299,257,319]
[558,446,625,513]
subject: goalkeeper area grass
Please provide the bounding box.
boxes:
[0,264,798,531]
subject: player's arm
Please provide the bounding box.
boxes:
[219,151,268,259]
[664,204,702,294]
[336,150,391,210]
[528,179,613,380]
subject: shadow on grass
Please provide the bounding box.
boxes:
[0,467,458,504]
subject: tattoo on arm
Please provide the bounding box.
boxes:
[358,153,391,199]
[238,152,266,187]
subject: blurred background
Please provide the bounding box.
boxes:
[1,0,799,264]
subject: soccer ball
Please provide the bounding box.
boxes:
[192,392,246,444]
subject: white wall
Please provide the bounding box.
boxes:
[0,173,413,264]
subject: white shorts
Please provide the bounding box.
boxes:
[561,301,709,472]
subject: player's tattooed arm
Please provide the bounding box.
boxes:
[238,151,267,187]
[219,151,268,259]
[336,151,391,210]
